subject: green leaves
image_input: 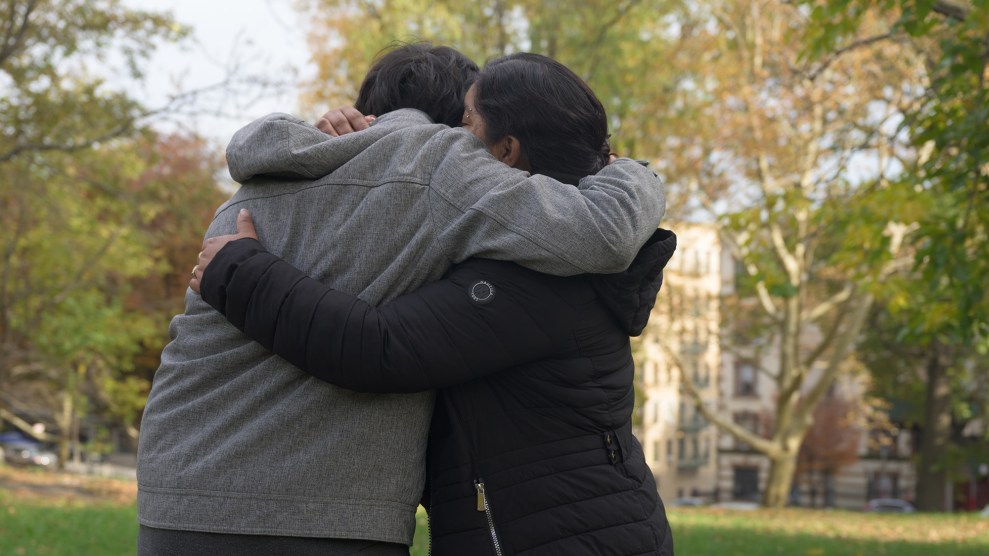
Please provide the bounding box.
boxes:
[803,0,989,509]
[801,0,988,342]
[0,1,223,450]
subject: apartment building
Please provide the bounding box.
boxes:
[636,222,915,509]
[637,223,728,503]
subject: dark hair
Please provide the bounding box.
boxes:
[474,53,610,182]
[355,43,479,128]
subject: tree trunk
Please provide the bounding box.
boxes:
[57,391,71,471]
[915,343,952,511]
[763,450,798,507]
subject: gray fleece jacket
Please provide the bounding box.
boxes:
[136,109,665,544]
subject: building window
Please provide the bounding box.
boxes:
[867,471,900,500]
[667,439,674,463]
[693,360,710,388]
[868,429,899,459]
[691,294,703,317]
[733,411,762,451]
[733,467,760,501]
[699,309,711,343]
[735,361,758,397]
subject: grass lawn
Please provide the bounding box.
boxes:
[666,506,989,555]
[1,496,138,556]
[0,466,138,556]
[3,466,987,555]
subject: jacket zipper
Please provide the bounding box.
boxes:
[475,479,504,556]
[426,504,433,556]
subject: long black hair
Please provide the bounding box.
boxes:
[474,53,610,182]
[355,43,480,127]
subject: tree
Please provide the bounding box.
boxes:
[804,0,989,512]
[795,392,869,508]
[859,303,989,511]
[0,1,227,462]
[639,0,928,507]
[0,129,225,464]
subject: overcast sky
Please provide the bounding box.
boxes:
[125,0,312,145]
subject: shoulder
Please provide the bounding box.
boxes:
[368,113,487,169]
[447,258,553,283]
[418,125,486,156]
[445,259,594,308]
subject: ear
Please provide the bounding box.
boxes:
[493,135,529,170]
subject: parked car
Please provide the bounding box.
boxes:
[711,501,760,511]
[865,498,915,513]
[1,441,58,468]
[669,497,707,507]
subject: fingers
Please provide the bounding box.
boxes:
[315,113,340,136]
[315,107,373,136]
[191,239,225,294]
[190,208,260,294]
[190,264,201,293]
[236,208,258,239]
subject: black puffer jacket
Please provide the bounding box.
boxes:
[200,229,677,555]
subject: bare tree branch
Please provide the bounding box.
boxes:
[0,406,57,442]
[932,0,971,21]
[801,304,846,370]
[0,121,137,163]
[659,336,780,456]
[806,33,897,82]
[769,222,800,283]
[584,0,645,81]
[796,293,875,424]
[0,0,37,68]
[803,284,855,322]
[718,228,782,322]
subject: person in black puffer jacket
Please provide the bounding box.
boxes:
[193,53,676,555]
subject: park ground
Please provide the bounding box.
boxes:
[2,465,988,555]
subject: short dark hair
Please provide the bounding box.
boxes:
[474,53,610,182]
[355,43,479,127]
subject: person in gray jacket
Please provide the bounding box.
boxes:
[137,44,665,555]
